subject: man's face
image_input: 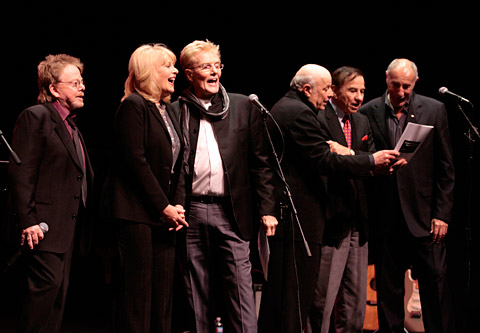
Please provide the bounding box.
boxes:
[307,75,333,110]
[333,75,365,115]
[50,64,85,111]
[186,51,222,100]
[386,65,417,110]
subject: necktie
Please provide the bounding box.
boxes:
[67,117,87,206]
[343,116,352,149]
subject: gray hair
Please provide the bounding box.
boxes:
[290,74,315,90]
[386,58,419,80]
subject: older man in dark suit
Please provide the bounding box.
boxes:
[360,58,456,333]
[309,66,375,332]
[8,54,93,332]
[173,40,278,333]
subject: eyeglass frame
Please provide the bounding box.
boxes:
[190,63,224,72]
[56,79,85,89]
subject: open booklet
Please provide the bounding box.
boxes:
[394,122,433,161]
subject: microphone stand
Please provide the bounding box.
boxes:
[455,101,478,300]
[0,129,21,165]
[253,99,312,333]
[257,107,312,257]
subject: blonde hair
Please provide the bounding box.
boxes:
[179,39,221,71]
[122,43,176,103]
[37,54,84,104]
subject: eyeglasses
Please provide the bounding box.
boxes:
[57,79,85,89]
[191,63,224,72]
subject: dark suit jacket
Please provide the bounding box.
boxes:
[101,92,184,226]
[360,92,455,237]
[8,103,94,254]
[317,102,375,246]
[172,92,276,241]
[268,90,373,244]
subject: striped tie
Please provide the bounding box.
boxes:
[343,116,352,149]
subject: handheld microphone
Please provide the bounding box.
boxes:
[3,222,49,273]
[248,94,270,115]
[438,87,470,104]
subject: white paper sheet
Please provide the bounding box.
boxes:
[394,122,433,161]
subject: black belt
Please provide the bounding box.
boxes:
[190,195,229,204]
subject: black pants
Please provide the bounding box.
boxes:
[114,219,175,333]
[375,207,455,333]
[18,249,73,333]
[258,228,322,333]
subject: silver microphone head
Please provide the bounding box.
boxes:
[248,94,259,102]
[438,87,448,95]
[39,222,49,233]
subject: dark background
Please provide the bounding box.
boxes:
[1,1,478,331]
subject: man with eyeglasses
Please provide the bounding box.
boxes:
[172,40,278,333]
[7,54,93,332]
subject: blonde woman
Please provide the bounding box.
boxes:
[101,43,187,332]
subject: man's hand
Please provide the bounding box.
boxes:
[261,215,278,236]
[21,224,46,250]
[326,140,351,156]
[431,218,448,244]
[163,204,189,231]
[373,150,405,174]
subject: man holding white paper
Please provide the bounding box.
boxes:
[360,58,456,332]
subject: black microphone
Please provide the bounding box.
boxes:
[438,87,470,104]
[3,222,49,273]
[248,94,270,115]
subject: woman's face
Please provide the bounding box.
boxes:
[155,58,179,99]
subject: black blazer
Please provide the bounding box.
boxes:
[317,102,375,246]
[8,103,94,253]
[172,92,276,241]
[101,92,184,226]
[268,90,372,244]
[360,92,455,237]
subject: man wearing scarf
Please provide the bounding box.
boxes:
[172,40,277,333]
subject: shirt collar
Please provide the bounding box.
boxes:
[385,92,409,118]
[52,101,72,121]
[330,99,347,122]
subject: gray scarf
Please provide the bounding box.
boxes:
[179,84,230,174]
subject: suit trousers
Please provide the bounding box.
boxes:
[18,248,73,333]
[375,207,455,333]
[114,220,175,333]
[185,201,257,333]
[308,230,368,333]
[258,235,322,333]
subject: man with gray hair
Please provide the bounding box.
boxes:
[258,64,401,332]
[360,58,455,332]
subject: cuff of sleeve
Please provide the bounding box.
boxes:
[368,155,375,171]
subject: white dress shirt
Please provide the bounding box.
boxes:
[192,99,226,196]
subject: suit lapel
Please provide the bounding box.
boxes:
[324,104,348,146]
[148,102,172,141]
[350,114,364,149]
[406,92,421,125]
[371,96,393,149]
[166,103,182,139]
[46,104,83,172]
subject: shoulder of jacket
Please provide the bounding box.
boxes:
[412,93,444,108]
